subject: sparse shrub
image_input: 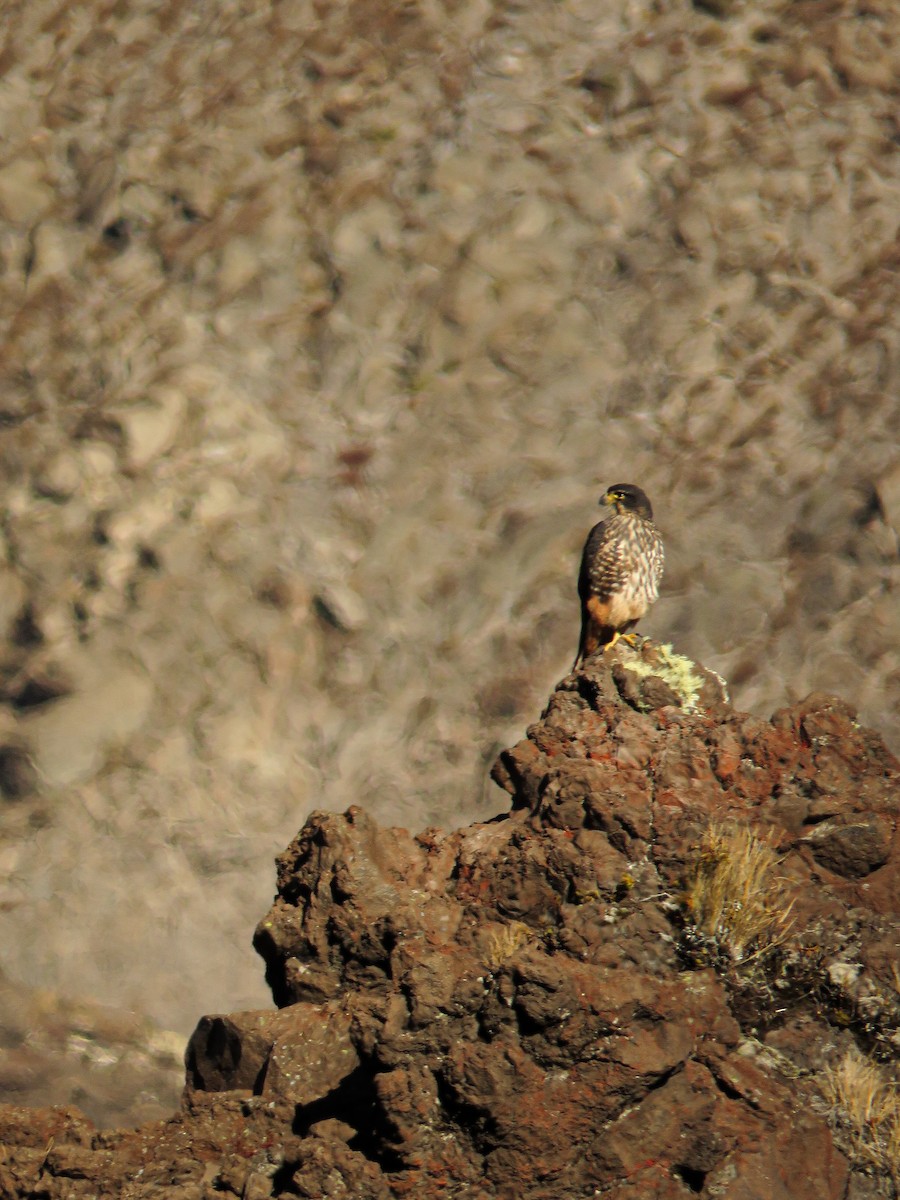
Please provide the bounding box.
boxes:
[680,824,794,963]
[824,1049,900,1187]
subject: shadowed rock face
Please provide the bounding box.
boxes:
[1,643,898,1198]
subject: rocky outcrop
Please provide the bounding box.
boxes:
[2,0,900,1046]
[1,642,899,1198]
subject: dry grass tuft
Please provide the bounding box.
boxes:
[682,824,794,963]
[483,921,534,971]
[824,1049,900,1186]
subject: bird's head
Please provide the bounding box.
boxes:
[602,483,653,520]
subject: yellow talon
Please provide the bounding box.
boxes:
[603,630,641,652]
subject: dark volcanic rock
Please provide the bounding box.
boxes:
[1,642,899,1198]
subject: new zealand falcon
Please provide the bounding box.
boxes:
[573,483,664,669]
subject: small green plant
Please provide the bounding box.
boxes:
[681,824,794,963]
[615,873,635,900]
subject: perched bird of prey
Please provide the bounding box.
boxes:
[573,483,664,669]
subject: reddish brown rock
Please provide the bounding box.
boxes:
[1,642,898,1197]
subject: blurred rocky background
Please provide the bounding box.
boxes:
[0,0,897,1123]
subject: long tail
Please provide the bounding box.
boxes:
[573,615,618,670]
[572,612,596,670]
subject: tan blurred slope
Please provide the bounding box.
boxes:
[0,969,182,1128]
[0,0,897,1030]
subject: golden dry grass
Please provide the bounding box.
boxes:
[682,824,794,962]
[824,1049,900,1187]
[483,921,535,972]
